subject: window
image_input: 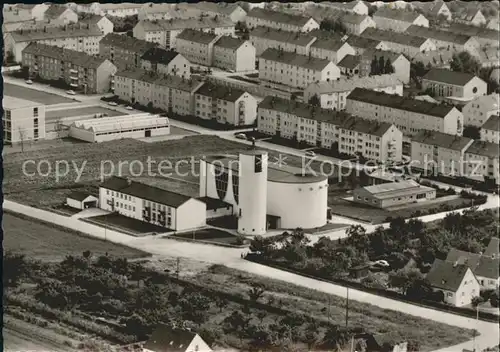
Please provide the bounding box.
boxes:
[33,108,39,117]
[447,292,452,297]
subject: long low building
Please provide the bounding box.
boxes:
[359,28,437,57]
[405,25,479,54]
[69,113,170,143]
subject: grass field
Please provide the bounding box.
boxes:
[3,212,149,261]
[5,83,76,105]
[46,106,123,120]
[171,228,242,245]
[86,213,167,235]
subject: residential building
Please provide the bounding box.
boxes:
[213,36,256,72]
[2,96,46,144]
[99,33,159,70]
[325,1,369,15]
[457,9,487,27]
[406,25,479,54]
[79,15,114,35]
[427,259,480,307]
[411,1,452,21]
[189,2,247,23]
[442,23,499,48]
[360,28,437,57]
[259,48,340,89]
[309,38,356,65]
[372,8,429,32]
[66,2,102,16]
[446,248,499,290]
[194,83,258,126]
[3,7,33,25]
[245,8,319,33]
[140,47,191,78]
[137,3,192,21]
[249,26,317,56]
[484,237,499,258]
[337,55,361,77]
[352,180,436,209]
[328,11,376,36]
[346,88,464,137]
[5,4,50,21]
[257,96,403,163]
[3,18,67,37]
[99,3,142,18]
[462,94,500,126]
[345,35,388,55]
[99,177,206,231]
[22,42,117,94]
[464,141,500,185]
[410,130,473,178]
[133,17,235,50]
[113,68,203,116]
[175,29,221,67]
[143,325,213,352]
[422,69,487,100]
[487,18,500,32]
[359,49,411,84]
[5,24,104,63]
[480,115,500,144]
[304,74,403,111]
[43,4,78,24]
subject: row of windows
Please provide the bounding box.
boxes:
[116,202,135,211]
[95,125,169,136]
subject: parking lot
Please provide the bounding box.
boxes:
[4,83,77,105]
[46,106,124,121]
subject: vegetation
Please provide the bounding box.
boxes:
[320,18,347,35]
[463,125,482,140]
[450,51,481,76]
[308,94,321,106]
[370,56,395,76]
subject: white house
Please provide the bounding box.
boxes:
[422,69,487,101]
[142,325,213,352]
[359,49,411,84]
[43,4,78,24]
[309,38,356,65]
[462,94,500,127]
[446,248,499,290]
[481,115,500,144]
[140,47,191,79]
[405,25,479,55]
[66,192,99,210]
[325,1,369,16]
[346,35,388,55]
[249,26,317,56]
[213,36,256,72]
[372,8,429,32]
[464,141,500,185]
[175,29,221,67]
[411,1,452,21]
[79,15,114,35]
[245,7,319,32]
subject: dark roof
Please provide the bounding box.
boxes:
[373,7,422,22]
[361,28,430,48]
[143,325,199,352]
[10,23,103,42]
[100,176,192,208]
[309,29,344,41]
[140,47,180,65]
[310,37,346,51]
[260,48,332,71]
[250,26,316,46]
[347,88,456,118]
[177,28,218,44]
[214,35,245,50]
[412,1,448,16]
[406,25,474,46]
[194,83,246,102]
[460,8,483,21]
[115,68,202,92]
[444,23,498,41]
[423,68,478,86]
[197,196,232,210]
[337,54,361,69]
[484,237,500,258]
[67,191,95,202]
[340,118,393,137]
[44,4,69,20]
[138,17,234,32]
[482,115,500,132]
[191,2,244,16]
[100,33,158,54]
[465,140,500,159]
[412,130,473,151]
[446,249,499,280]
[346,35,383,50]
[361,49,407,64]
[426,259,471,292]
[79,14,108,26]
[247,7,314,27]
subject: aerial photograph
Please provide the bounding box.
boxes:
[1,1,499,351]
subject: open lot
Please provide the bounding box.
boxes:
[4,83,77,105]
[86,213,168,236]
[3,212,149,261]
[46,106,123,120]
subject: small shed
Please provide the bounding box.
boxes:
[66,191,98,210]
[349,264,371,279]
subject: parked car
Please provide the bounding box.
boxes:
[126,106,134,110]
[108,101,118,106]
[25,79,33,85]
[305,151,316,157]
[235,133,247,140]
[373,260,390,268]
[66,90,76,95]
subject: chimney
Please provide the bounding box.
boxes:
[127,178,132,185]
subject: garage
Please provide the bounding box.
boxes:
[66,192,99,210]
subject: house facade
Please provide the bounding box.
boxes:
[175,29,221,67]
[464,141,500,185]
[462,94,500,127]
[360,28,436,57]
[213,37,256,72]
[249,26,317,56]
[245,8,319,32]
[372,8,429,32]
[99,32,159,70]
[140,47,191,78]
[480,115,500,144]
[2,96,46,144]
[309,39,355,65]
[422,69,487,100]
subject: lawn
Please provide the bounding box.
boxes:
[46,106,123,120]
[4,83,76,105]
[171,228,244,246]
[86,213,168,235]
[3,212,149,261]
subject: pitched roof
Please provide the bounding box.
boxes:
[10,24,103,42]
[194,83,246,102]
[3,8,33,23]
[446,248,499,280]
[484,237,500,258]
[360,28,430,48]
[138,16,234,32]
[412,1,448,16]
[100,177,192,208]
[247,7,314,27]
[423,68,478,86]
[482,115,500,132]
[342,13,371,25]
[116,68,202,92]
[260,48,332,71]
[22,42,109,69]
[67,191,95,202]
[337,54,361,69]
[79,14,108,26]
[100,33,158,54]
[143,326,199,351]
[307,74,402,94]
[214,35,245,50]
[373,7,422,22]
[340,118,393,137]
[250,26,317,46]
[176,28,219,44]
[358,180,434,199]
[465,140,500,159]
[309,28,344,41]
[361,49,407,64]
[346,35,383,50]
[44,4,69,20]
[347,88,456,118]
[197,196,232,210]
[444,23,498,41]
[427,259,471,292]
[406,25,474,46]
[459,8,484,22]
[310,37,346,51]
[327,1,365,11]
[140,47,180,66]
[412,130,473,151]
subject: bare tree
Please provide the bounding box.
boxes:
[18,127,27,152]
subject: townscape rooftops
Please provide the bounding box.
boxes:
[3,95,41,109]
[247,7,315,27]
[426,259,471,292]
[3,9,32,23]
[325,1,364,11]
[139,16,234,32]
[466,140,500,159]
[345,35,383,50]
[260,48,332,71]
[446,248,499,280]
[444,23,498,41]
[423,68,478,86]
[337,54,361,69]
[348,88,456,118]
[22,42,109,69]
[412,130,473,151]
[359,180,435,200]
[310,37,347,51]
[307,74,402,94]
[116,68,202,92]
[360,28,430,48]
[194,82,246,102]
[10,23,103,42]
[140,47,180,66]
[406,25,474,45]
[373,7,423,22]
[249,26,317,46]
[361,49,407,64]
[308,28,344,41]
[411,1,447,16]
[100,33,158,54]
[100,177,192,208]
[214,35,246,50]
[177,28,219,44]
[79,14,109,26]
[342,13,371,25]
[484,237,500,258]
[100,3,143,10]
[482,115,500,132]
[459,8,483,21]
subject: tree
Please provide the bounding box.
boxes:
[388,268,424,296]
[3,252,29,288]
[308,94,320,106]
[370,57,379,75]
[471,296,484,309]
[489,291,499,308]
[215,297,228,313]
[248,284,265,302]
[223,310,251,343]
[18,127,28,152]
[384,58,395,74]
[322,325,349,349]
[378,56,385,75]
[320,18,335,31]
[463,125,481,139]
[450,51,480,75]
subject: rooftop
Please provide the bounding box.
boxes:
[176,28,219,44]
[3,95,41,109]
[310,37,347,52]
[194,83,246,102]
[116,68,202,92]
[44,4,70,20]
[3,8,33,23]
[214,35,246,50]
[412,130,473,151]
[337,54,361,69]
[406,25,474,46]
[326,1,366,11]
[373,7,423,22]
[347,88,456,118]
[444,23,498,41]
[423,68,479,86]
[247,7,314,27]
[340,118,393,138]
[306,74,402,94]
[249,26,317,46]
[484,237,499,258]
[459,8,483,22]
[482,115,500,132]
[67,191,95,202]
[346,35,383,50]
[358,180,435,200]
[446,248,499,280]
[360,28,430,48]
[100,33,158,53]
[10,23,103,42]
[361,49,407,64]
[426,259,471,292]
[465,140,500,159]
[143,325,200,351]
[140,47,180,66]
[260,48,332,71]
[100,3,143,10]
[190,2,244,16]
[138,16,234,32]
[71,113,169,134]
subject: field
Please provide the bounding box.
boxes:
[86,213,168,235]
[3,212,149,261]
[46,106,123,120]
[171,228,243,246]
[4,83,76,105]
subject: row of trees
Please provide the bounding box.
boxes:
[370,56,395,76]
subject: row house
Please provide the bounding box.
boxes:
[346,88,464,137]
[187,2,247,23]
[133,17,235,50]
[140,47,191,79]
[304,74,403,111]
[22,42,117,94]
[99,3,142,17]
[358,49,411,84]
[422,69,487,101]
[4,4,50,21]
[345,35,388,55]
[193,83,258,126]
[360,28,437,57]
[324,1,369,16]
[327,11,376,35]
[3,18,67,37]
[411,1,452,21]
[464,141,500,185]
[5,24,104,63]
[175,29,221,66]
[442,23,499,48]
[245,8,319,33]
[99,32,158,70]
[406,25,479,55]
[249,26,317,56]
[257,96,402,163]
[372,8,429,32]
[259,48,340,89]
[113,68,203,116]
[337,55,361,77]
[480,115,500,144]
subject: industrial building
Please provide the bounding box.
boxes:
[352,180,436,209]
[69,113,170,143]
[3,96,46,144]
[199,151,328,234]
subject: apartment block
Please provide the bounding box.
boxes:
[422,69,487,100]
[188,2,247,23]
[249,26,317,56]
[480,115,500,144]
[22,42,117,94]
[194,83,258,126]
[346,88,464,137]
[411,1,452,21]
[327,11,375,35]
[99,32,158,70]
[245,8,319,33]
[464,141,500,185]
[259,48,340,89]
[140,47,191,78]
[406,25,479,54]
[360,28,436,57]
[457,9,487,27]
[3,96,46,144]
[462,94,500,126]
[442,23,499,48]
[79,15,114,35]
[99,3,142,18]
[309,38,355,65]
[213,36,256,72]
[346,35,388,55]
[372,8,429,32]
[175,29,220,67]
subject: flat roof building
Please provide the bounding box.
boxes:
[2,95,46,144]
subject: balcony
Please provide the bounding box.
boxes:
[70,83,78,87]
[69,68,77,74]
[70,75,78,80]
